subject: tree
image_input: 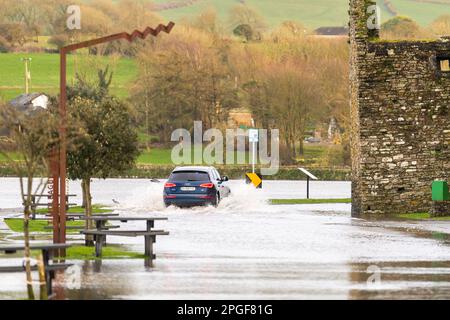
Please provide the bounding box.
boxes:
[193,7,223,35]
[48,33,70,49]
[0,23,26,47]
[430,15,450,37]
[228,4,267,39]
[67,93,139,244]
[132,27,238,142]
[1,0,54,41]
[0,35,10,52]
[271,21,307,42]
[233,24,253,41]
[45,0,74,36]
[0,103,59,300]
[237,32,349,164]
[381,16,427,40]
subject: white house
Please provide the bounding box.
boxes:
[9,93,49,113]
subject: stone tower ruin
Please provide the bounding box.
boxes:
[349,0,449,216]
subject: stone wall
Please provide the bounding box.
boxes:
[431,201,450,217]
[350,0,450,216]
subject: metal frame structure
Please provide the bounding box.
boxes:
[51,22,175,246]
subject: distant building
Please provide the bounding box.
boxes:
[314,26,348,37]
[9,93,49,114]
[227,108,253,128]
[327,117,342,143]
[0,93,49,136]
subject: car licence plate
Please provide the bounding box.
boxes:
[181,187,196,191]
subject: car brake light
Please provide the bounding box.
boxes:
[164,183,176,188]
[200,183,214,188]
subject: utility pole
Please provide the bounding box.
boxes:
[22,58,32,94]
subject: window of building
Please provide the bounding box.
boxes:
[438,58,450,72]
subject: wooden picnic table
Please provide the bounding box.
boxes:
[45,212,120,219]
[86,216,167,228]
[81,216,169,267]
[0,243,72,297]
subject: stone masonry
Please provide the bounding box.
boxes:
[350,0,450,216]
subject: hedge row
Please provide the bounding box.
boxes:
[0,164,351,181]
[123,165,351,181]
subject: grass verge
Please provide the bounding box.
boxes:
[269,198,351,205]
[61,245,145,260]
[36,204,112,214]
[394,213,450,221]
[4,218,84,233]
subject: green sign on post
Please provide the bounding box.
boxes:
[432,181,449,201]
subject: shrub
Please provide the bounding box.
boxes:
[0,35,10,53]
[0,23,26,47]
[48,34,70,49]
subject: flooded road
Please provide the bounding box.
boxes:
[1,178,450,299]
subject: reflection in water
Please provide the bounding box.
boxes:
[348,261,450,299]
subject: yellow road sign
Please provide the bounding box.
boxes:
[246,173,262,188]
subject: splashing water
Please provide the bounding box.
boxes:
[114,180,272,215]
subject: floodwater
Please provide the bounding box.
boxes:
[1,178,450,300]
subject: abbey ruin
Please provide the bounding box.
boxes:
[349,0,450,216]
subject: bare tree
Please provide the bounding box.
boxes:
[0,103,59,300]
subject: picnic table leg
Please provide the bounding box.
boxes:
[42,249,53,297]
[31,196,36,220]
[100,221,107,246]
[146,220,154,232]
[46,271,54,297]
[95,235,104,257]
[144,235,154,268]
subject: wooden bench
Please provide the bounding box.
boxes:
[43,225,120,231]
[24,194,77,220]
[0,243,72,297]
[81,216,169,267]
[82,229,169,259]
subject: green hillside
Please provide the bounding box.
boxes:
[154,0,449,29]
[0,53,137,101]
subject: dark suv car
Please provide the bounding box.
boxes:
[163,166,230,207]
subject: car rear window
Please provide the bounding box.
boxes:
[169,171,210,182]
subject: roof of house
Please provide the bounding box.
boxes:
[9,93,46,108]
[314,26,349,36]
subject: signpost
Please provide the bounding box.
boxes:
[298,168,318,199]
[246,129,262,188]
[248,129,259,174]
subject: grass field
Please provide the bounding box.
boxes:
[137,147,250,165]
[270,198,351,205]
[0,145,329,165]
[388,0,450,26]
[0,53,137,101]
[137,144,329,165]
[154,0,446,29]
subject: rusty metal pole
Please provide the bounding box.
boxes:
[56,22,175,251]
[50,151,60,244]
[59,50,67,246]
